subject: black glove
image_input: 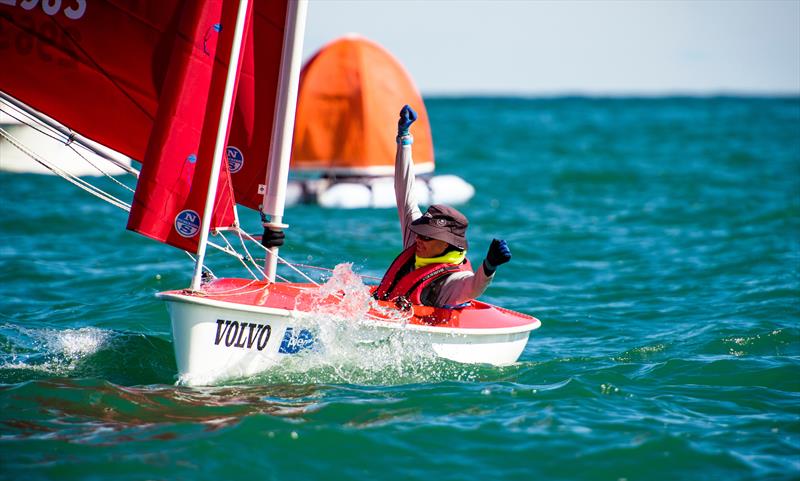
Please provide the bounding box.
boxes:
[483,239,511,276]
[398,104,417,136]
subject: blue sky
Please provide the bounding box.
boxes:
[303,0,800,95]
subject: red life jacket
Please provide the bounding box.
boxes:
[375,246,472,305]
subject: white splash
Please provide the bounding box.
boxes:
[45,327,111,358]
[1,325,112,373]
[294,263,374,319]
[260,264,465,384]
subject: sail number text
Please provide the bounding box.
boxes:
[0,0,87,20]
[0,8,82,68]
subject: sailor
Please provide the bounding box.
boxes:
[374,105,512,308]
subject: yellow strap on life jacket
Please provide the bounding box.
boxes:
[415,250,467,269]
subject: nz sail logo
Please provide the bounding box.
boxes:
[175,210,201,238]
[226,146,244,173]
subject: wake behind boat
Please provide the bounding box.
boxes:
[0,0,540,386]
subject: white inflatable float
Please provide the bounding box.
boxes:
[286,175,475,209]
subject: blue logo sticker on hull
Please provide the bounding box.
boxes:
[175,210,201,238]
[226,146,244,173]
[279,327,314,354]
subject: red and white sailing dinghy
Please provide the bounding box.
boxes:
[0,0,540,385]
[159,278,540,384]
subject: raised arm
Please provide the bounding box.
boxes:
[395,105,422,250]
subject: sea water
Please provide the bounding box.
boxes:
[1,97,798,480]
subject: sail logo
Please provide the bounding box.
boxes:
[278,327,315,354]
[226,146,244,173]
[175,210,201,238]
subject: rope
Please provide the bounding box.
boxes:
[232,230,406,323]
[65,141,136,192]
[0,100,138,187]
[1,127,132,211]
[216,230,260,280]
[233,225,267,277]
[0,102,139,177]
[238,229,320,286]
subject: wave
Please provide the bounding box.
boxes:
[0,324,176,385]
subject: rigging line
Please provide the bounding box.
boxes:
[0,128,132,211]
[0,103,140,178]
[238,230,320,286]
[216,230,260,280]
[271,262,333,273]
[0,102,40,126]
[276,252,320,286]
[0,126,131,210]
[1,125,259,283]
[251,259,381,283]
[0,105,81,149]
[183,250,217,280]
[203,285,270,297]
[218,228,252,275]
[236,229,379,284]
[199,279,264,296]
[207,239,248,261]
[199,281,280,297]
[65,142,136,193]
[194,235,263,284]
[233,226,267,279]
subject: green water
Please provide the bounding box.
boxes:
[1,97,799,480]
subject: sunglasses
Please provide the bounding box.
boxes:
[417,234,435,242]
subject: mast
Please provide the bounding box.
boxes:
[190,0,251,291]
[262,0,309,282]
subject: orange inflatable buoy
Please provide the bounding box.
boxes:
[291,34,434,176]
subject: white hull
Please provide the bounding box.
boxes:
[159,292,533,386]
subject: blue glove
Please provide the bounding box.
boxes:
[483,239,511,275]
[398,104,417,136]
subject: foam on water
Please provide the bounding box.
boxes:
[0,324,112,374]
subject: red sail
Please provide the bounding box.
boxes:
[0,1,288,249]
[126,0,245,252]
[0,1,177,161]
[226,0,287,211]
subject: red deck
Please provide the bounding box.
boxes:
[164,278,538,331]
